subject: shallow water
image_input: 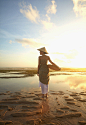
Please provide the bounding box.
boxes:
[0,72,25,77]
[0,72,86,93]
[0,71,86,125]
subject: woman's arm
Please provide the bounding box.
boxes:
[48,56,61,70]
[37,56,40,74]
[48,56,57,66]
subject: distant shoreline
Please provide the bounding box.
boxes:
[0,67,37,71]
[0,67,86,72]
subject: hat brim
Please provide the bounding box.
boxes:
[37,49,48,54]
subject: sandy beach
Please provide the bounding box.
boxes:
[0,88,86,125]
[0,68,86,125]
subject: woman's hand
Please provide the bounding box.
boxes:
[59,67,61,70]
[37,73,39,76]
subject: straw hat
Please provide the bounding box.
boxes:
[37,47,48,54]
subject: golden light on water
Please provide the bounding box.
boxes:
[66,76,86,90]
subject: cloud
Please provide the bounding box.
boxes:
[41,20,53,30]
[72,0,86,18]
[53,50,78,59]
[46,14,51,21]
[9,40,14,44]
[19,1,56,30]
[15,38,44,48]
[49,49,79,67]
[20,4,40,23]
[64,50,78,59]
[19,1,57,30]
[47,0,57,14]
[41,14,54,30]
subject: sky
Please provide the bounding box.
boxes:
[0,0,86,68]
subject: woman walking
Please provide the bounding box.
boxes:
[37,47,61,98]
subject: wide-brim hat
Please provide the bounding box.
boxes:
[37,47,48,54]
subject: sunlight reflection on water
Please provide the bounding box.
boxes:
[0,72,86,93]
[0,73,24,77]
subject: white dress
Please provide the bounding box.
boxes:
[39,81,48,94]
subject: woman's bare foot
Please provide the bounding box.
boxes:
[46,93,48,98]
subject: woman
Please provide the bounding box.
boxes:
[37,47,60,98]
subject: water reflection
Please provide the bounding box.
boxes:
[65,76,86,91]
[0,73,86,93]
[0,76,39,93]
[0,73,24,77]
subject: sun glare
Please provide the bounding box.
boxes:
[46,30,86,68]
[44,20,86,68]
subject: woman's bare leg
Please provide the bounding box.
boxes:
[46,93,48,98]
[42,94,44,98]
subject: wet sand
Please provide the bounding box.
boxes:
[0,88,86,125]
